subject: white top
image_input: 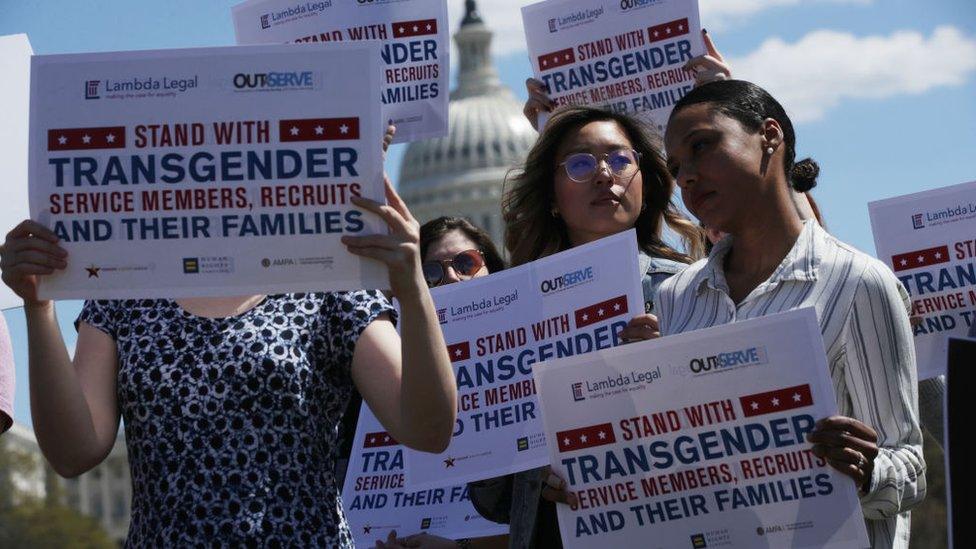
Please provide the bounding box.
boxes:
[657,220,924,549]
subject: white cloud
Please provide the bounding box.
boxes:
[731,26,976,122]
[447,0,872,55]
[699,0,870,29]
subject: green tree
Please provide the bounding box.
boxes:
[0,439,114,548]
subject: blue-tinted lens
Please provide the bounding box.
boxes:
[608,149,637,174]
[564,153,598,181]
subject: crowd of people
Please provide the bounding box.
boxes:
[0,27,952,549]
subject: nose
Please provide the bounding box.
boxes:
[674,163,695,190]
[442,265,463,285]
[592,157,614,185]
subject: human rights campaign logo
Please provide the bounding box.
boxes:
[912,213,925,230]
[85,80,100,100]
[690,533,707,548]
[517,437,529,451]
[572,382,585,402]
[420,518,432,530]
[260,14,271,29]
[183,258,199,274]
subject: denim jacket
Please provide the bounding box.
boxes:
[467,253,686,548]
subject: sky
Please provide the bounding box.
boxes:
[1,0,974,427]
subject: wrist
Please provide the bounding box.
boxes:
[24,300,55,316]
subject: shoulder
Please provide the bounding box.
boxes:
[644,256,688,276]
[658,257,709,297]
[820,233,901,295]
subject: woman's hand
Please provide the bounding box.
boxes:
[807,416,880,492]
[343,176,424,299]
[0,220,66,308]
[383,124,396,159]
[523,78,555,131]
[683,30,732,87]
[540,467,578,507]
[619,313,660,343]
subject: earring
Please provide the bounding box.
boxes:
[640,202,647,212]
[550,207,559,218]
[766,147,774,155]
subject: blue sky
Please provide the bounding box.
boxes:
[2,0,974,426]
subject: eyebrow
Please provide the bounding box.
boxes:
[561,142,633,155]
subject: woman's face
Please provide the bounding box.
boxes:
[552,120,643,246]
[423,230,489,287]
[664,104,769,234]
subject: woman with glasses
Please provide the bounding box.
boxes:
[465,105,705,549]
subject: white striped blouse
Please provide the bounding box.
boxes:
[657,220,925,549]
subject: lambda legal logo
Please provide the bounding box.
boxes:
[548,18,558,32]
[85,80,100,100]
[912,213,925,230]
[572,382,585,401]
[260,14,271,28]
[437,308,448,324]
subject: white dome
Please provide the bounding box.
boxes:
[398,1,535,246]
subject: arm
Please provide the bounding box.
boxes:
[1,220,120,476]
[842,265,926,518]
[345,179,456,453]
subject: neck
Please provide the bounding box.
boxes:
[725,194,804,278]
[568,228,611,248]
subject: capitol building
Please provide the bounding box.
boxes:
[398,0,537,246]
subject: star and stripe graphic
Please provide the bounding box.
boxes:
[362,431,399,449]
[537,47,576,71]
[391,19,437,38]
[48,126,126,151]
[556,422,617,453]
[739,384,814,418]
[447,341,471,363]
[890,245,950,273]
[647,17,690,43]
[278,117,359,142]
[574,295,628,329]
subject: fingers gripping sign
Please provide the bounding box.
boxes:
[0,219,68,307]
[807,415,880,492]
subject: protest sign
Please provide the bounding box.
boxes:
[534,308,870,548]
[868,180,976,379]
[29,44,387,299]
[341,403,507,546]
[0,34,32,309]
[233,0,448,144]
[405,230,644,488]
[521,0,703,132]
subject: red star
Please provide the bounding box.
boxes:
[443,457,455,468]
[86,265,100,278]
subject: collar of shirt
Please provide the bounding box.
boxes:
[693,220,824,299]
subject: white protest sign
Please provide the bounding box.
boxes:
[521,0,704,133]
[233,0,449,144]
[0,34,33,310]
[405,230,644,488]
[30,44,386,299]
[534,308,870,549]
[869,180,976,379]
[341,403,507,546]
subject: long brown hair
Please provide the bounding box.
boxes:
[502,106,705,267]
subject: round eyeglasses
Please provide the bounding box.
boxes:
[422,249,486,287]
[559,148,642,183]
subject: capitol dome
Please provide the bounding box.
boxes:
[398,0,536,246]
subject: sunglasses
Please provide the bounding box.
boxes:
[559,148,642,183]
[422,249,486,287]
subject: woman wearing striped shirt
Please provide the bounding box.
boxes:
[658,80,924,549]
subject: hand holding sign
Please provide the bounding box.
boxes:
[343,177,423,298]
[808,415,880,491]
[0,220,67,308]
[683,30,731,87]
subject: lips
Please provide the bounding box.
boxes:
[687,190,717,213]
[591,191,622,206]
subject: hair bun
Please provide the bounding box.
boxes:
[790,158,819,192]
